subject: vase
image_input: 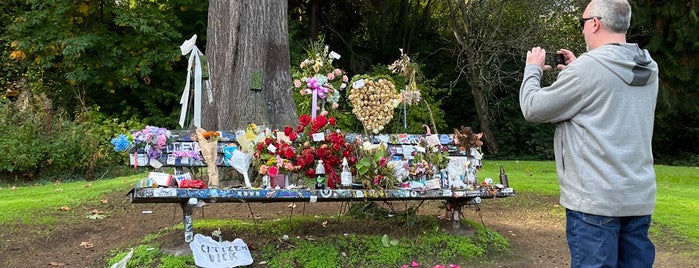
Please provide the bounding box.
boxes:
[271,174,288,189]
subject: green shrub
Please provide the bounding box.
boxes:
[0,99,142,181]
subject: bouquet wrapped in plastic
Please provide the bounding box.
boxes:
[195,128,220,187]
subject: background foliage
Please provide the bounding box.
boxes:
[1,0,697,181]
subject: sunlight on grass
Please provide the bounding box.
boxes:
[0,173,144,225]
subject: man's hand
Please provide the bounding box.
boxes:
[556,48,576,70]
[526,47,550,71]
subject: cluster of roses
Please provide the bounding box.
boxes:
[253,114,358,188]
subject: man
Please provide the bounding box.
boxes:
[519,0,659,267]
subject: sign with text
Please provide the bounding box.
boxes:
[189,234,253,268]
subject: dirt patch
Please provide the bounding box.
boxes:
[0,191,696,268]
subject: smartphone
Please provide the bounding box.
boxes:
[545,52,566,66]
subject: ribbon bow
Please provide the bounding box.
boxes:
[179,35,205,128]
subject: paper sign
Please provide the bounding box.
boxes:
[190,234,253,268]
[266,144,277,153]
[329,51,341,60]
[353,79,365,89]
[312,132,325,142]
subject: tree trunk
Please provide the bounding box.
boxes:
[469,80,499,155]
[205,0,297,131]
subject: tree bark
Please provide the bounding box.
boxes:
[205,0,297,131]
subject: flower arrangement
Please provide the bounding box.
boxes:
[408,138,449,181]
[293,39,349,118]
[290,114,357,188]
[200,130,220,141]
[355,142,397,189]
[252,128,298,178]
[347,75,401,134]
[114,125,172,159]
[171,150,202,161]
[195,128,221,187]
[453,126,483,155]
[389,48,421,106]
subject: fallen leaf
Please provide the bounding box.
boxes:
[54,188,63,192]
[100,199,108,204]
[87,214,106,220]
[54,180,61,185]
[48,261,66,266]
[322,220,328,227]
[58,206,71,211]
[90,209,103,214]
[83,184,91,188]
[287,203,297,208]
[11,186,17,190]
[79,241,94,248]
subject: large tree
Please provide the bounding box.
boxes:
[204,0,297,131]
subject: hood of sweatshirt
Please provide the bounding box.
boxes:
[586,43,658,86]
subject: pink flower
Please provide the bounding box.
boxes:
[327,72,335,80]
[435,266,446,268]
[412,261,420,267]
[342,75,348,82]
[334,68,342,75]
[449,265,460,268]
[258,165,268,175]
[268,165,279,177]
[294,79,302,88]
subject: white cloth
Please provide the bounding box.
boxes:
[190,234,253,268]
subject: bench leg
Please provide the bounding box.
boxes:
[182,198,198,242]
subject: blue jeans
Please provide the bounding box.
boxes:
[566,209,655,268]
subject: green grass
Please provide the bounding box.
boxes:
[480,161,699,249]
[0,173,144,225]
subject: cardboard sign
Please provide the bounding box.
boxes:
[190,234,253,268]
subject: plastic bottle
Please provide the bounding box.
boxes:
[499,165,509,187]
[340,157,352,188]
[315,159,326,189]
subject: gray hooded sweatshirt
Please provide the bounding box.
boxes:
[520,43,659,217]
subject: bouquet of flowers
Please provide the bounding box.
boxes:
[347,75,401,134]
[195,128,220,187]
[355,142,397,189]
[293,39,349,119]
[111,126,172,157]
[389,48,421,106]
[252,128,298,179]
[408,138,449,181]
[110,125,172,168]
[289,114,357,189]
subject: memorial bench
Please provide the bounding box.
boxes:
[126,130,515,242]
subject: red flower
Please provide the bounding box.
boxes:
[288,131,298,142]
[283,126,293,136]
[316,147,328,159]
[305,168,316,178]
[256,142,265,152]
[332,143,342,152]
[299,114,311,126]
[296,124,305,133]
[283,148,295,159]
[329,117,336,126]
[265,137,273,145]
[311,116,328,132]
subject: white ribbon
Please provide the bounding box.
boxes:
[179,35,204,128]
